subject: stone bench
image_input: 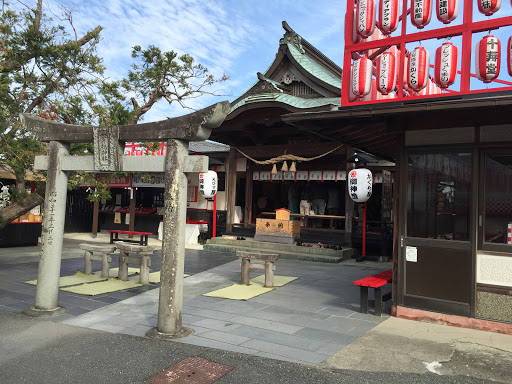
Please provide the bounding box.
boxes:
[79,243,117,278]
[115,242,154,285]
[236,251,280,288]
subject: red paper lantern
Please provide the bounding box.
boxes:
[434,42,458,88]
[351,58,373,98]
[508,36,512,77]
[357,0,376,38]
[477,0,501,16]
[379,0,399,35]
[411,0,432,29]
[352,9,364,44]
[408,47,430,91]
[376,51,397,95]
[475,35,501,83]
[437,0,459,24]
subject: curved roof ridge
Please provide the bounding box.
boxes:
[281,21,343,75]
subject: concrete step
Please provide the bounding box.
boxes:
[204,237,353,263]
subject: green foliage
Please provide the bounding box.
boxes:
[0,1,227,221]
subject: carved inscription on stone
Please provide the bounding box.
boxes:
[40,191,57,250]
[93,126,121,171]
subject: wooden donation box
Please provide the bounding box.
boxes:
[255,208,300,244]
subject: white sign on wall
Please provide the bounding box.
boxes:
[374,173,383,184]
[132,173,165,188]
[406,246,418,262]
[253,171,260,180]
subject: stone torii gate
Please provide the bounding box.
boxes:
[21,101,230,338]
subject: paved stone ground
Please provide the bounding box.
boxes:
[0,234,392,366]
[0,239,236,317]
[54,259,391,366]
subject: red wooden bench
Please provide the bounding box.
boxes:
[106,230,152,246]
[353,269,392,316]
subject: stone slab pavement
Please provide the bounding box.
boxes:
[54,258,391,366]
[1,232,512,382]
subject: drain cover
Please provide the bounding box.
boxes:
[146,357,233,383]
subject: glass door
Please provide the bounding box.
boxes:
[402,152,473,316]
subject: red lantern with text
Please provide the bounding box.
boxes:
[475,35,501,83]
[437,0,459,24]
[508,36,512,77]
[411,0,432,29]
[408,47,430,91]
[477,0,501,16]
[352,9,364,44]
[376,52,397,95]
[357,0,376,38]
[351,58,373,98]
[379,0,399,35]
[434,42,458,88]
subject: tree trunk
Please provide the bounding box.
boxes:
[0,193,43,229]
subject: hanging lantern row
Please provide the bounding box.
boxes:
[354,0,501,38]
[350,33,511,100]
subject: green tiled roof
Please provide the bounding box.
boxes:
[287,43,341,90]
[230,93,340,113]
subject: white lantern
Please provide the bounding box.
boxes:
[348,168,373,202]
[199,170,218,199]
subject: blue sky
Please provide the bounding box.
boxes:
[47,0,346,122]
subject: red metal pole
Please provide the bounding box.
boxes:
[213,166,217,238]
[362,202,367,257]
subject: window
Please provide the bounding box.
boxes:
[407,153,472,241]
[483,154,512,245]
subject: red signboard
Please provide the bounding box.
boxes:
[342,0,512,105]
[96,174,132,188]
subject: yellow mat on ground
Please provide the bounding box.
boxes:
[93,267,140,278]
[128,271,190,284]
[203,283,274,300]
[60,278,143,296]
[25,270,107,287]
[250,275,298,287]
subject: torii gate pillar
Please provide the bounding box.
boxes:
[21,102,231,338]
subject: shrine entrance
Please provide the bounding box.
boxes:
[20,101,230,338]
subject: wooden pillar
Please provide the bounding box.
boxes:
[226,148,237,232]
[244,166,253,227]
[344,145,355,245]
[92,201,99,238]
[391,146,402,315]
[129,187,136,234]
